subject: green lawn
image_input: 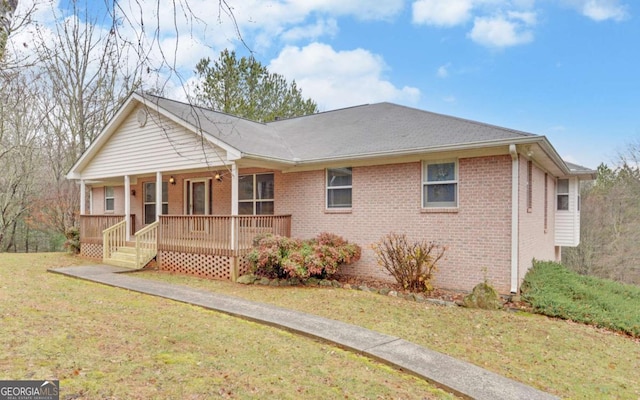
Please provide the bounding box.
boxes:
[0,253,454,399]
[140,267,640,399]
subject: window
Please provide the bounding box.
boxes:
[105,186,114,212]
[326,168,352,209]
[239,173,274,215]
[144,182,168,224]
[557,179,569,211]
[423,161,457,208]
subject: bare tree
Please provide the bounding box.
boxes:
[0,0,17,61]
[25,2,140,236]
[564,161,640,284]
[0,68,40,250]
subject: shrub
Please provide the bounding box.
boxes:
[371,233,446,293]
[521,260,640,337]
[64,227,80,254]
[246,233,361,280]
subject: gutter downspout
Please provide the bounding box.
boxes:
[509,145,519,294]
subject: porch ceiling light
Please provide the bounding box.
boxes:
[169,176,176,185]
[214,173,222,182]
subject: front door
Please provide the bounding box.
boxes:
[186,179,210,231]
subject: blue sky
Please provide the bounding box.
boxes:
[13,0,639,169]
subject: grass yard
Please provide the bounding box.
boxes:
[140,267,640,399]
[0,253,455,399]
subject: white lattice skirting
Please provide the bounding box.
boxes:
[158,251,252,281]
[81,243,103,260]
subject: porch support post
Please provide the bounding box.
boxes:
[89,187,93,215]
[124,175,131,241]
[156,171,162,221]
[80,180,86,215]
[231,163,238,216]
[230,163,239,281]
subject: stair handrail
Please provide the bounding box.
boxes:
[102,219,127,262]
[135,221,158,268]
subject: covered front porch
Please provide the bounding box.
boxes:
[79,213,291,280]
[77,165,290,281]
[67,94,294,280]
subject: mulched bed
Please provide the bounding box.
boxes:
[333,274,467,304]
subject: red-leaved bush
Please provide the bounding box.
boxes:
[246,233,361,280]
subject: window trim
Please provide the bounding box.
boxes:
[556,178,570,211]
[326,167,353,210]
[104,186,115,212]
[143,181,169,224]
[422,160,458,209]
[238,173,275,215]
[184,178,213,215]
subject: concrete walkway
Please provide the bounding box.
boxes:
[49,265,558,400]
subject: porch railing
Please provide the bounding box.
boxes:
[158,215,292,257]
[103,220,127,261]
[80,215,135,244]
[135,221,158,268]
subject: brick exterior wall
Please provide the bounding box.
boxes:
[517,158,557,285]
[87,156,559,293]
[277,156,515,293]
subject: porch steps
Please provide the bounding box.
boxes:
[104,246,156,269]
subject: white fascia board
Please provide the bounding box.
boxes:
[274,136,545,171]
[536,137,596,180]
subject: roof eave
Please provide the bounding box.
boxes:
[278,136,547,167]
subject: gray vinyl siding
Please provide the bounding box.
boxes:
[554,177,580,247]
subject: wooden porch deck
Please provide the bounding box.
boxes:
[79,214,292,258]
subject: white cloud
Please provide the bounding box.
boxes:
[281,18,339,42]
[412,0,474,26]
[579,0,629,21]
[437,63,451,78]
[268,43,420,110]
[507,10,537,25]
[468,14,535,48]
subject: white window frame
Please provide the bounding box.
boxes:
[326,167,352,209]
[422,160,458,208]
[557,179,570,211]
[143,181,168,224]
[183,178,212,215]
[104,186,115,212]
[238,173,274,215]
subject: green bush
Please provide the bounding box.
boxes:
[371,233,446,293]
[521,260,640,337]
[246,233,361,280]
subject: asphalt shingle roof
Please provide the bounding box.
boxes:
[144,94,540,162]
[267,102,537,161]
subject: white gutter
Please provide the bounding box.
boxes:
[509,144,519,294]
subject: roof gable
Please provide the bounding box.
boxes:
[68,93,594,180]
[87,105,229,179]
